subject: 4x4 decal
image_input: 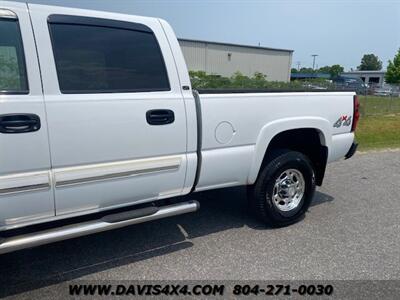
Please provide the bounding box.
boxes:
[334,115,352,128]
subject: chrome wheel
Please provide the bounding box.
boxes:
[272,169,305,212]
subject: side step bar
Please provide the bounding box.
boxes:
[0,200,199,255]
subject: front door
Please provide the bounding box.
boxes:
[29,5,188,216]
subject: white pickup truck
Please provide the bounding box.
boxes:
[0,2,359,254]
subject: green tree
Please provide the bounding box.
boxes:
[357,54,382,70]
[230,71,253,87]
[291,68,298,73]
[316,65,344,78]
[317,66,331,74]
[329,64,344,78]
[299,67,314,73]
[189,70,231,88]
[251,72,268,88]
[318,65,343,78]
[385,48,400,84]
[188,70,334,90]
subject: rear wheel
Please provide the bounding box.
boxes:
[248,150,316,227]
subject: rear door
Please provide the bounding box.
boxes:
[0,3,54,230]
[29,5,188,216]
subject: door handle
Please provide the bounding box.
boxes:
[0,114,41,134]
[146,109,175,125]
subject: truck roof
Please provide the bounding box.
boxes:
[1,1,162,24]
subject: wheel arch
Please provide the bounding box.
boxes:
[248,117,331,186]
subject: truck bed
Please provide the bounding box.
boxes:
[194,91,355,191]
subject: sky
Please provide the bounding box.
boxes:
[15,0,400,71]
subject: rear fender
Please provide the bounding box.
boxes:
[248,117,331,184]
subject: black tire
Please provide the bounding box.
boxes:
[248,149,316,227]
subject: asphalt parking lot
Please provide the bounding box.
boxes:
[1,150,400,298]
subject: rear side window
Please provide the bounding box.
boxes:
[48,16,170,94]
[0,17,28,94]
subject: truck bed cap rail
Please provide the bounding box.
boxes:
[196,88,356,94]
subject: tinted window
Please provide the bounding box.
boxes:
[49,21,170,93]
[0,18,28,93]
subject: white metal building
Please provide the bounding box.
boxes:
[178,38,293,82]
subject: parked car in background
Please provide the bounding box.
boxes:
[301,83,328,90]
[373,87,393,96]
[333,76,368,94]
[373,85,400,97]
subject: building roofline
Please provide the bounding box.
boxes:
[178,38,294,53]
[290,73,331,79]
[343,70,386,74]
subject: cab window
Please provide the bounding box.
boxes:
[0,16,28,94]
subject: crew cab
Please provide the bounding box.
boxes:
[0,2,359,254]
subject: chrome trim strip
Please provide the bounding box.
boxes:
[56,165,180,187]
[0,200,199,254]
[0,183,50,195]
[0,171,50,196]
[54,155,182,188]
[0,9,18,19]
[0,155,182,194]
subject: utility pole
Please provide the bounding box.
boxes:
[296,61,301,71]
[311,54,318,70]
